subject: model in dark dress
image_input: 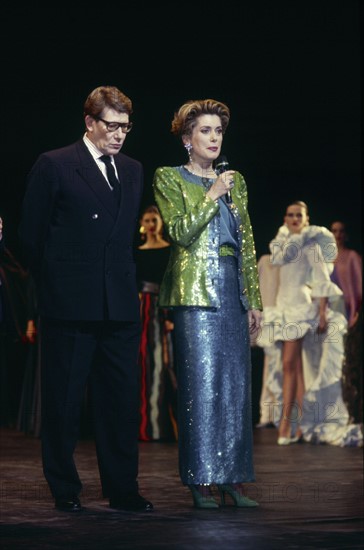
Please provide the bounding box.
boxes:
[135,207,177,441]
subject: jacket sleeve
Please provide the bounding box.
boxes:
[18,154,59,281]
[153,167,219,248]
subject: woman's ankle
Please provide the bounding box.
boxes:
[278,418,291,437]
[192,484,213,497]
[230,483,245,494]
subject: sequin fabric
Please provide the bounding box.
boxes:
[173,256,255,484]
[153,166,262,311]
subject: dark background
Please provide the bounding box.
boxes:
[1,0,361,262]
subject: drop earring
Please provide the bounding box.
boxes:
[139,225,146,241]
[184,142,193,163]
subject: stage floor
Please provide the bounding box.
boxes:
[0,427,363,549]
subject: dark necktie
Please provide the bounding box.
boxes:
[99,155,121,203]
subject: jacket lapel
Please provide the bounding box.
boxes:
[74,141,119,217]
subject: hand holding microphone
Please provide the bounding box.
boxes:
[207,155,235,203]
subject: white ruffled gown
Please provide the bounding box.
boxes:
[257,225,363,446]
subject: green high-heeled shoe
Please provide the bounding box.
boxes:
[218,484,259,507]
[188,485,219,509]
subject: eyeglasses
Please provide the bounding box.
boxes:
[94,116,133,133]
[286,213,303,218]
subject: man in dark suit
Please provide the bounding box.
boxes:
[18,86,153,512]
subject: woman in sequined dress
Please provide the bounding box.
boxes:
[153,99,263,509]
[256,201,363,447]
[135,205,177,442]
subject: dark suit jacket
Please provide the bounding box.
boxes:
[19,139,143,322]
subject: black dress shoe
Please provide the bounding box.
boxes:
[55,496,82,512]
[109,493,154,512]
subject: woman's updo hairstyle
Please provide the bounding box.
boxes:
[171,99,230,138]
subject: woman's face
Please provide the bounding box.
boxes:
[185,114,223,163]
[330,221,346,246]
[284,204,308,234]
[141,212,163,236]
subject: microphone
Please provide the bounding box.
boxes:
[214,155,232,203]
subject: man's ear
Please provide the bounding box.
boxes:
[85,115,94,132]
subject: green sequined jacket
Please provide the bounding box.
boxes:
[153,166,262,311]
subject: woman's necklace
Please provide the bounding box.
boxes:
[184,163,216,188]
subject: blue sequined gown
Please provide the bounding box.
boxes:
[173,255,255,485]
[154,166,263,486]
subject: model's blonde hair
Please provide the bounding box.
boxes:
[286,200,309,215]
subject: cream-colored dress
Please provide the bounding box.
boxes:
[256,225,363,446]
